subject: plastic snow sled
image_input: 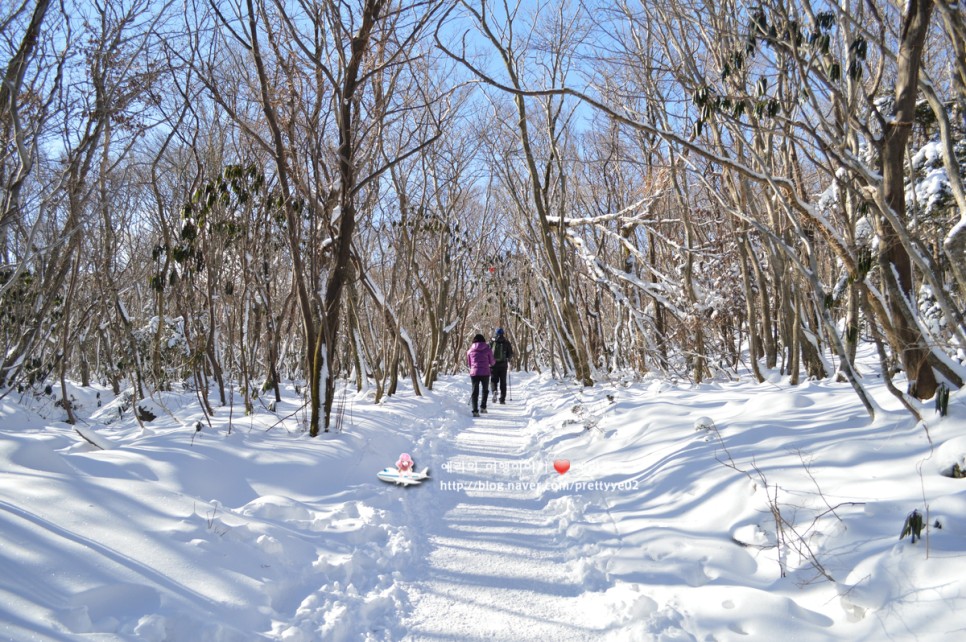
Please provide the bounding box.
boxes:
[377,467,430,486]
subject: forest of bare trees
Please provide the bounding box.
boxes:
[2,0,964,433]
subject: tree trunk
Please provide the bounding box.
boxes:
[320,0,388,433]
[739,236,765,383]
[0,0,51,232]
[747,239,777,370]
[879,0,938,399]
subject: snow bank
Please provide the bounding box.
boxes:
[1,366,964,640]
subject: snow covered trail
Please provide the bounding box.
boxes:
[394,377,668,641]
[2,368,964,640]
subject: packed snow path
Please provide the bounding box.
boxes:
[386,381,693,641]
[402,402,628,640]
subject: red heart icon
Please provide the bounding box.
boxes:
[553,459,570,475]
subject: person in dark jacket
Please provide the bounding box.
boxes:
[489,327,513,404]
[467,333,495,417]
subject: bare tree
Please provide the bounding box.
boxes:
[189,0,445,434]
[439,0,596,384]
[0,0,53,236]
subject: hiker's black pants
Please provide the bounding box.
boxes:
[490,362,508,402]
[471,375,490,412]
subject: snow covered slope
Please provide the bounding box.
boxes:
[0,370,963,640]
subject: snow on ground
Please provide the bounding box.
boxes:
[0,365,964,641]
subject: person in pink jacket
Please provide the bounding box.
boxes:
[466,333,495,417]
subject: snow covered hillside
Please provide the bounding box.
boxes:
[1,370,964,640]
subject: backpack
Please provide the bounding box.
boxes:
[493,340,506,362]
